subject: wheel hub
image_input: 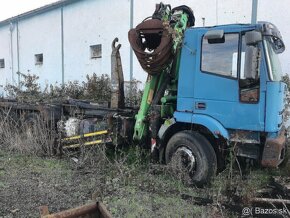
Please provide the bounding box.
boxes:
[176,147,196,172]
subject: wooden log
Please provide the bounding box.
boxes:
[251,197,290,205]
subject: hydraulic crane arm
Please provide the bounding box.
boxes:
[128,3,195,142]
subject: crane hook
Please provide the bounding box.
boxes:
[112,37,121,51]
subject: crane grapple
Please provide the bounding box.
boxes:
[128,3,195,143]
[128,18,173,75]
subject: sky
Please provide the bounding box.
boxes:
[0,0,58,21]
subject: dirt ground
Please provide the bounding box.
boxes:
[0,151,95,217]
[0,148,216,218]
[1,146,290,218]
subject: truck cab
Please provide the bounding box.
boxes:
[161,22,287,185]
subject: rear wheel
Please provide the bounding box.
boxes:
[165,130,217,186]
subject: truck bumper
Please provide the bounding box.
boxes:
[261,128,286,168]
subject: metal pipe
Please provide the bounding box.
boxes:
[61,6,65,85]
[41,203,98,218]
[16,19,20,87]
[9,22,14,83]
[251,0,258,24]
[216,0,218,25]
[40,202,112,218]
[129,0,134,81]
[129,0,134,106]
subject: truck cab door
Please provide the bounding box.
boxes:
[190,29,265,131]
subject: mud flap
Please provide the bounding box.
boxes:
[261,128,286,167]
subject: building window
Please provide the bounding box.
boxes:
[35,54,43,65]
[0,59,5,68]
[201,33,239,78]
[90,44,102,58]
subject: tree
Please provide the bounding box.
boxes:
[282,74,290,91]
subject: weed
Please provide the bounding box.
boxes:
[4,73,142,107]
[0,110,56,156]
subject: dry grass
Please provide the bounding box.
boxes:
[2,136,287,217]
[1,105,289,217]
[0,108,57,156]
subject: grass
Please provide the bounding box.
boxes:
[1,140,290,217]
[0,149,74,217]
[106,187,205,218]
[0,147,215,217]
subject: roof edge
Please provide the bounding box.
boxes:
[0,0,82,28]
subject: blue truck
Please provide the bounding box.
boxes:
[128,3,287,185]
[1,3,286,186]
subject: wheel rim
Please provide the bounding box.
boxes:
[175,146,196,173]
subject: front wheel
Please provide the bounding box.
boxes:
[165,130,217,186]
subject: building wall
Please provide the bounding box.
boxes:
[63,0,130,82]
[133,0,289,82]
[132,0,253,83]
[0,0,131,95]
[0,27,13,94]
[0,0,289,96]
[17,9,62,87]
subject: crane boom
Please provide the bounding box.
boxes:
[128,3,195,143]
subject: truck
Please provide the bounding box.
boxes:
[0,3,287,186]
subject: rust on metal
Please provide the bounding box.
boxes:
[39,206,50,216]
[120,117,134,139]
[261,128,286,167]
[240,88,259,102]
[128,18,173,75]
[111,37,125,109]
[229,130,260,144]
[97,202,112,218]
[40,202,112,218]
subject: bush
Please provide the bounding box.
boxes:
[0,110,56,156]
[124,79,143,107]
[83,74,111,102]
[4,73,141,106]
[5,74,42,102]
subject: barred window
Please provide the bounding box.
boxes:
[90,44,102,58]
[0,59,5,68]
[35,54,43,65]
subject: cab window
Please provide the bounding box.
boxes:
[201,33,239,78]
[239,34,260,103]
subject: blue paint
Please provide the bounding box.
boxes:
[174,23,286,139]
[265,82,286,132]
[174,112,229,139]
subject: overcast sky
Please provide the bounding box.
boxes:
[0,0,57,21]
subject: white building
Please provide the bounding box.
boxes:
[0,0,289,95]
[0,0,131,94]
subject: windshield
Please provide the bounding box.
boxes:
[264,36,283,81]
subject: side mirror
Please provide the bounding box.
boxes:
[204,30,224,43]
[244,46,261,80]
[245,31,262,45]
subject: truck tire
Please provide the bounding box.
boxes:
[165,130,217,186]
